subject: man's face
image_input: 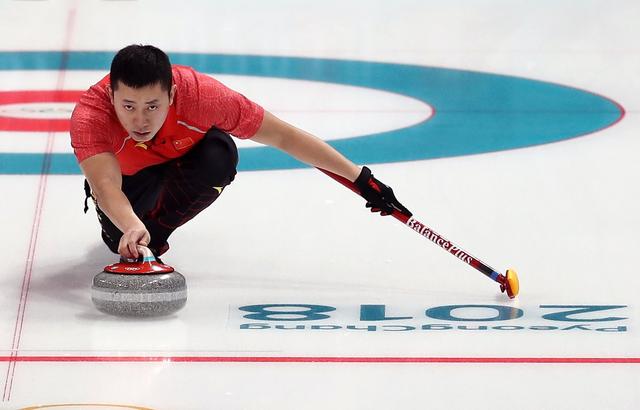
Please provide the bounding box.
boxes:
[109,81,176,142]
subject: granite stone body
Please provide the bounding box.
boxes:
[91,271,187,317]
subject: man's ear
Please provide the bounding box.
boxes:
[106,84,114,105]
[169,84,177,105]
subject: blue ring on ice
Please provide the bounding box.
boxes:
[0,51,624,174]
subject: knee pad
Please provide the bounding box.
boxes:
[184,128,238,187]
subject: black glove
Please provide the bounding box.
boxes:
[354,166,412,217]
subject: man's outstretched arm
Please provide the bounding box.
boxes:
[250,111,361,182]
[250,111,410,216]
[80,152,149,258]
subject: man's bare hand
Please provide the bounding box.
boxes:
[118,224,151,259]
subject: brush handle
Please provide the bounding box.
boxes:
[316,167,504,284]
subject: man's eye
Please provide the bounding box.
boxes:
[148,105,158,111]
[124,105,134,111]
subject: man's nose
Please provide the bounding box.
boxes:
[132,112,146,128]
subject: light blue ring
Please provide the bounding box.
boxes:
[0,51,623,174]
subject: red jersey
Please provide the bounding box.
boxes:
[70,65,264,175]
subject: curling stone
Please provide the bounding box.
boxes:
[91,246,187,317]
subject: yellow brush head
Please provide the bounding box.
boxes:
[504,269,519,298]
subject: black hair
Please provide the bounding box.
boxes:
[110,44,172,93]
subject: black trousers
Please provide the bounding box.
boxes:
[84,128,238,256]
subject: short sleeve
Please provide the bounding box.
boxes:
[69,83,117,163]
[173,66,264,139]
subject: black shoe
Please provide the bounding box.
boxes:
[148,243,169,265]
